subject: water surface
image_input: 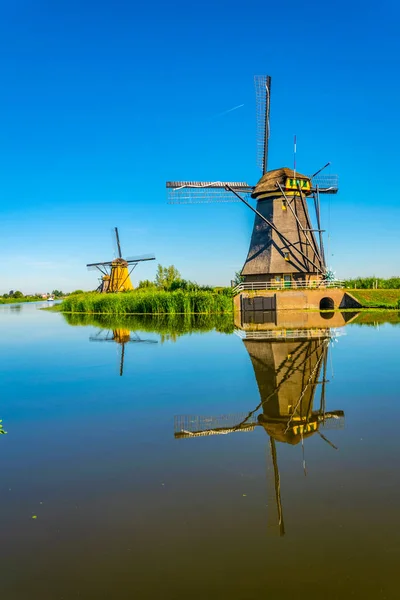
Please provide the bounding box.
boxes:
[1,302,400,599]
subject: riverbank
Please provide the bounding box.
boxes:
[0,296,47,305]
[50,288,400,315]
[58,290,233,315]
[348,289,400,308]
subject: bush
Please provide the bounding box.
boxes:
[137,280,156,289]
[344,277,400,289]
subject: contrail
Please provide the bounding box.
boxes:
[211,103,244,119]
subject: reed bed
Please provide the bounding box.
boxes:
[60,290,234,315]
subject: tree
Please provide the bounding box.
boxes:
[233,271,244,286]
[12,291,23,299]
[155,264,181,290]
[138,279,156,289]
[69,290,84,295]
[52,290,63,297]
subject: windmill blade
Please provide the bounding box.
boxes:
[127,339,158,344]
[86,261,113,268]
[318,410,345,430]
[89,330,115,341]
[167,181,253,204]
[255,75,271,174]
[115,227,122,258]
[312,173,339,194]
[174,413,259,438]
[125,254,156,263]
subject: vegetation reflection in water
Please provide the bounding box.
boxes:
[62,312,236,375]
[62,312,235,338]
[61,309,399,535]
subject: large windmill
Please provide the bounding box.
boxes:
[167,75,338,287]
[87,227,155,293]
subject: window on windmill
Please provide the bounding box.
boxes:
[284,252,290,261]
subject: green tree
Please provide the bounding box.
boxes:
[52,290,64,297]
[233,271,244,286]
[69,289,84,295]
[155,264,181,290]
[12,291,23,299]
[138,279,156,289]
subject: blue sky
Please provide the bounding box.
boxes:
[1,0,399,293]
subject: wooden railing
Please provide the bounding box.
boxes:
[233,280,344,295]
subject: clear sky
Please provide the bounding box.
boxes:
[1,0,399,294]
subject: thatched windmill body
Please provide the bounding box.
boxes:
[167,76,338,287]
[87,227,155,293]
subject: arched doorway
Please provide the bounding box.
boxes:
[319,297,334,311]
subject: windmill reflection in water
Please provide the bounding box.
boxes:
[90,328,158,376]
[174,327,344,536]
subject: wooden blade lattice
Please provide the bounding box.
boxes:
[174,413,259,438]
[255,75,271,173]
[312,173,339,194]
[167,181,253,204]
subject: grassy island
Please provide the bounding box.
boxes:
[59,289,234,315]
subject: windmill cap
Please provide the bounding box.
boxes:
[252,167,311,199]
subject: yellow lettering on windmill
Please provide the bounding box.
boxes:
[284,177,311,196]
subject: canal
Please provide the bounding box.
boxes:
[1,302,399,599]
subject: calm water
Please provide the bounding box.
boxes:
[1,302,400,599]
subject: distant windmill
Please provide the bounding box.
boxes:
[90,328,158,376]
[87,227,156,293]
[167,75,338,286]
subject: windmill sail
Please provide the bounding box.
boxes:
[255,75,271,174]
[167,181,253,204]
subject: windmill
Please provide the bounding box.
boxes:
[167,75,338,287]
[90,328,158,376]
[87,227,156,293]
[174,330,344,535]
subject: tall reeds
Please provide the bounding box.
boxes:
[60,290,234,315]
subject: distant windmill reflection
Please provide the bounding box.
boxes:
[90,328,158,376]
[174,327,344,536]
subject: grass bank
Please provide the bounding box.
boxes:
[0,296,43,305]
[59,290,233,315]
[346,289,400,308]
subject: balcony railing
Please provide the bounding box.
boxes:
[233,280,344,295]
[234,328,345,340]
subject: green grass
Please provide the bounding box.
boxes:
[59,290,234,315]
[346,289,400,308]
[0,296,42,305]
[344,277,400,289]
